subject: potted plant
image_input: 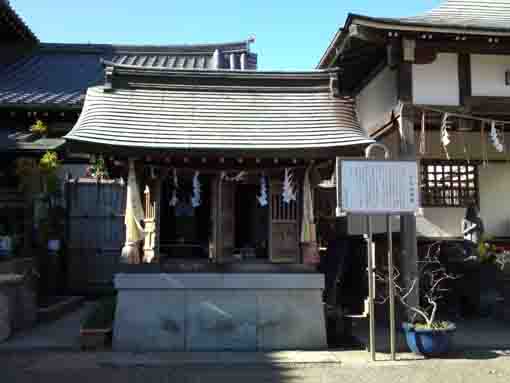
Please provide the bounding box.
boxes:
[465,235,510,317]
[80,296,116,350]
[86,155,110,181]
[377,242,459,357]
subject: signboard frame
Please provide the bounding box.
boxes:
[335,155,419,362]
[335,158,420,217]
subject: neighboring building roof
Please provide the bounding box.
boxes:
[0,0,38,43]
[369,0,510,33]
[110,40,257,69]
[0,128,65,153]
[65,64,373,151]
[0,40,257,108]
[318,0,510,68]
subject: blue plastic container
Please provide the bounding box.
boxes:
[402,322,456,357]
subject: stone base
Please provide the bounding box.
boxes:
[113,273,326,351]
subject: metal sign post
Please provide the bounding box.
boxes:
[364,144,389,362]
[336,143,419,362]
[387,214,396,361]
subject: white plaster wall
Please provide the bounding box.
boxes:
[412,53,459,106]
[415,131,510,237]
[479,163,510,237]
[471,54,510,97]
[420,207,464,237]
[356,67,398,134]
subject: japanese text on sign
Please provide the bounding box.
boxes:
[337,160,419,214]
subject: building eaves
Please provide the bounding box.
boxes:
[0,0,38,43]
[318,0,510,69]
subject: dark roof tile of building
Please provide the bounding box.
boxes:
[0,40,257,108]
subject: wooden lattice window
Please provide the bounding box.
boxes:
[420,160,479,207]
[271,193,298,222]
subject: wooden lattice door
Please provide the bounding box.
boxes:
[213,178,236,262]
[269,180,299,263]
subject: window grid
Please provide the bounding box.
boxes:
[420,160,479,207]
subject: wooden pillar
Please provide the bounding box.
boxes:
[142,179,161,263]
[398,104,419,315]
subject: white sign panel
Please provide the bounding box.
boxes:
[337,159,419,214]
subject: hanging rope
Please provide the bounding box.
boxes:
[414,105,510,125]
[419,110,427,155]
[459,130,470,164]
[481,121,489,168]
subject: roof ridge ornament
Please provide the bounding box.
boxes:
[329,72,340,97]
[104,65,115,92]
[212,49,222,69]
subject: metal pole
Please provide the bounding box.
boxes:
[366,215,376,361]
[387,214,396,361]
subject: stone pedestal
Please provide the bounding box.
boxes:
[0,274,37,342]
[113,273,326,351]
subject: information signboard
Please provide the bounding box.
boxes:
[336,159,419,215]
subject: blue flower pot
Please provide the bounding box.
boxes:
[402,322,456,357]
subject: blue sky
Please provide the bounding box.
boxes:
[12,0,441,70]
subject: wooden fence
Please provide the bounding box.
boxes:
[65,179,125,292]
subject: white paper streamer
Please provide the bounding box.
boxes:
[257,176,268,207]
[191,171,201,208]
[490,120,505,153]
[440,113,451,159]
[169,168,179,207]
[221,171,246,182]
[282,168,296,204]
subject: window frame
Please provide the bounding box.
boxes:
[420,159,479,208]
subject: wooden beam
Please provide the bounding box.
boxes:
[397,105,419,318]
[398,62,413,103]
[416,39,510,55]
[458,53,472,107]
[349,24,387,46]
[465,96,510,115]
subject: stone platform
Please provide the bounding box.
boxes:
[113,273,326,351]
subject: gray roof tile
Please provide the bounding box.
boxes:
[354,0,510,33]
[65,66,372,150]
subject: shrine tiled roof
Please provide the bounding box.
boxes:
[65,64,373,151]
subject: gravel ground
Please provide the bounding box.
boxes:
[1,350,510,383]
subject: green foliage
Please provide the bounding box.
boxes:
[87,155,110,180]
[478,234,499,264]
[82,296,117,330]
[39,151,61,174]
[30,120,49,136]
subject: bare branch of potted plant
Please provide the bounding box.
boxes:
[376,241,460,356]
